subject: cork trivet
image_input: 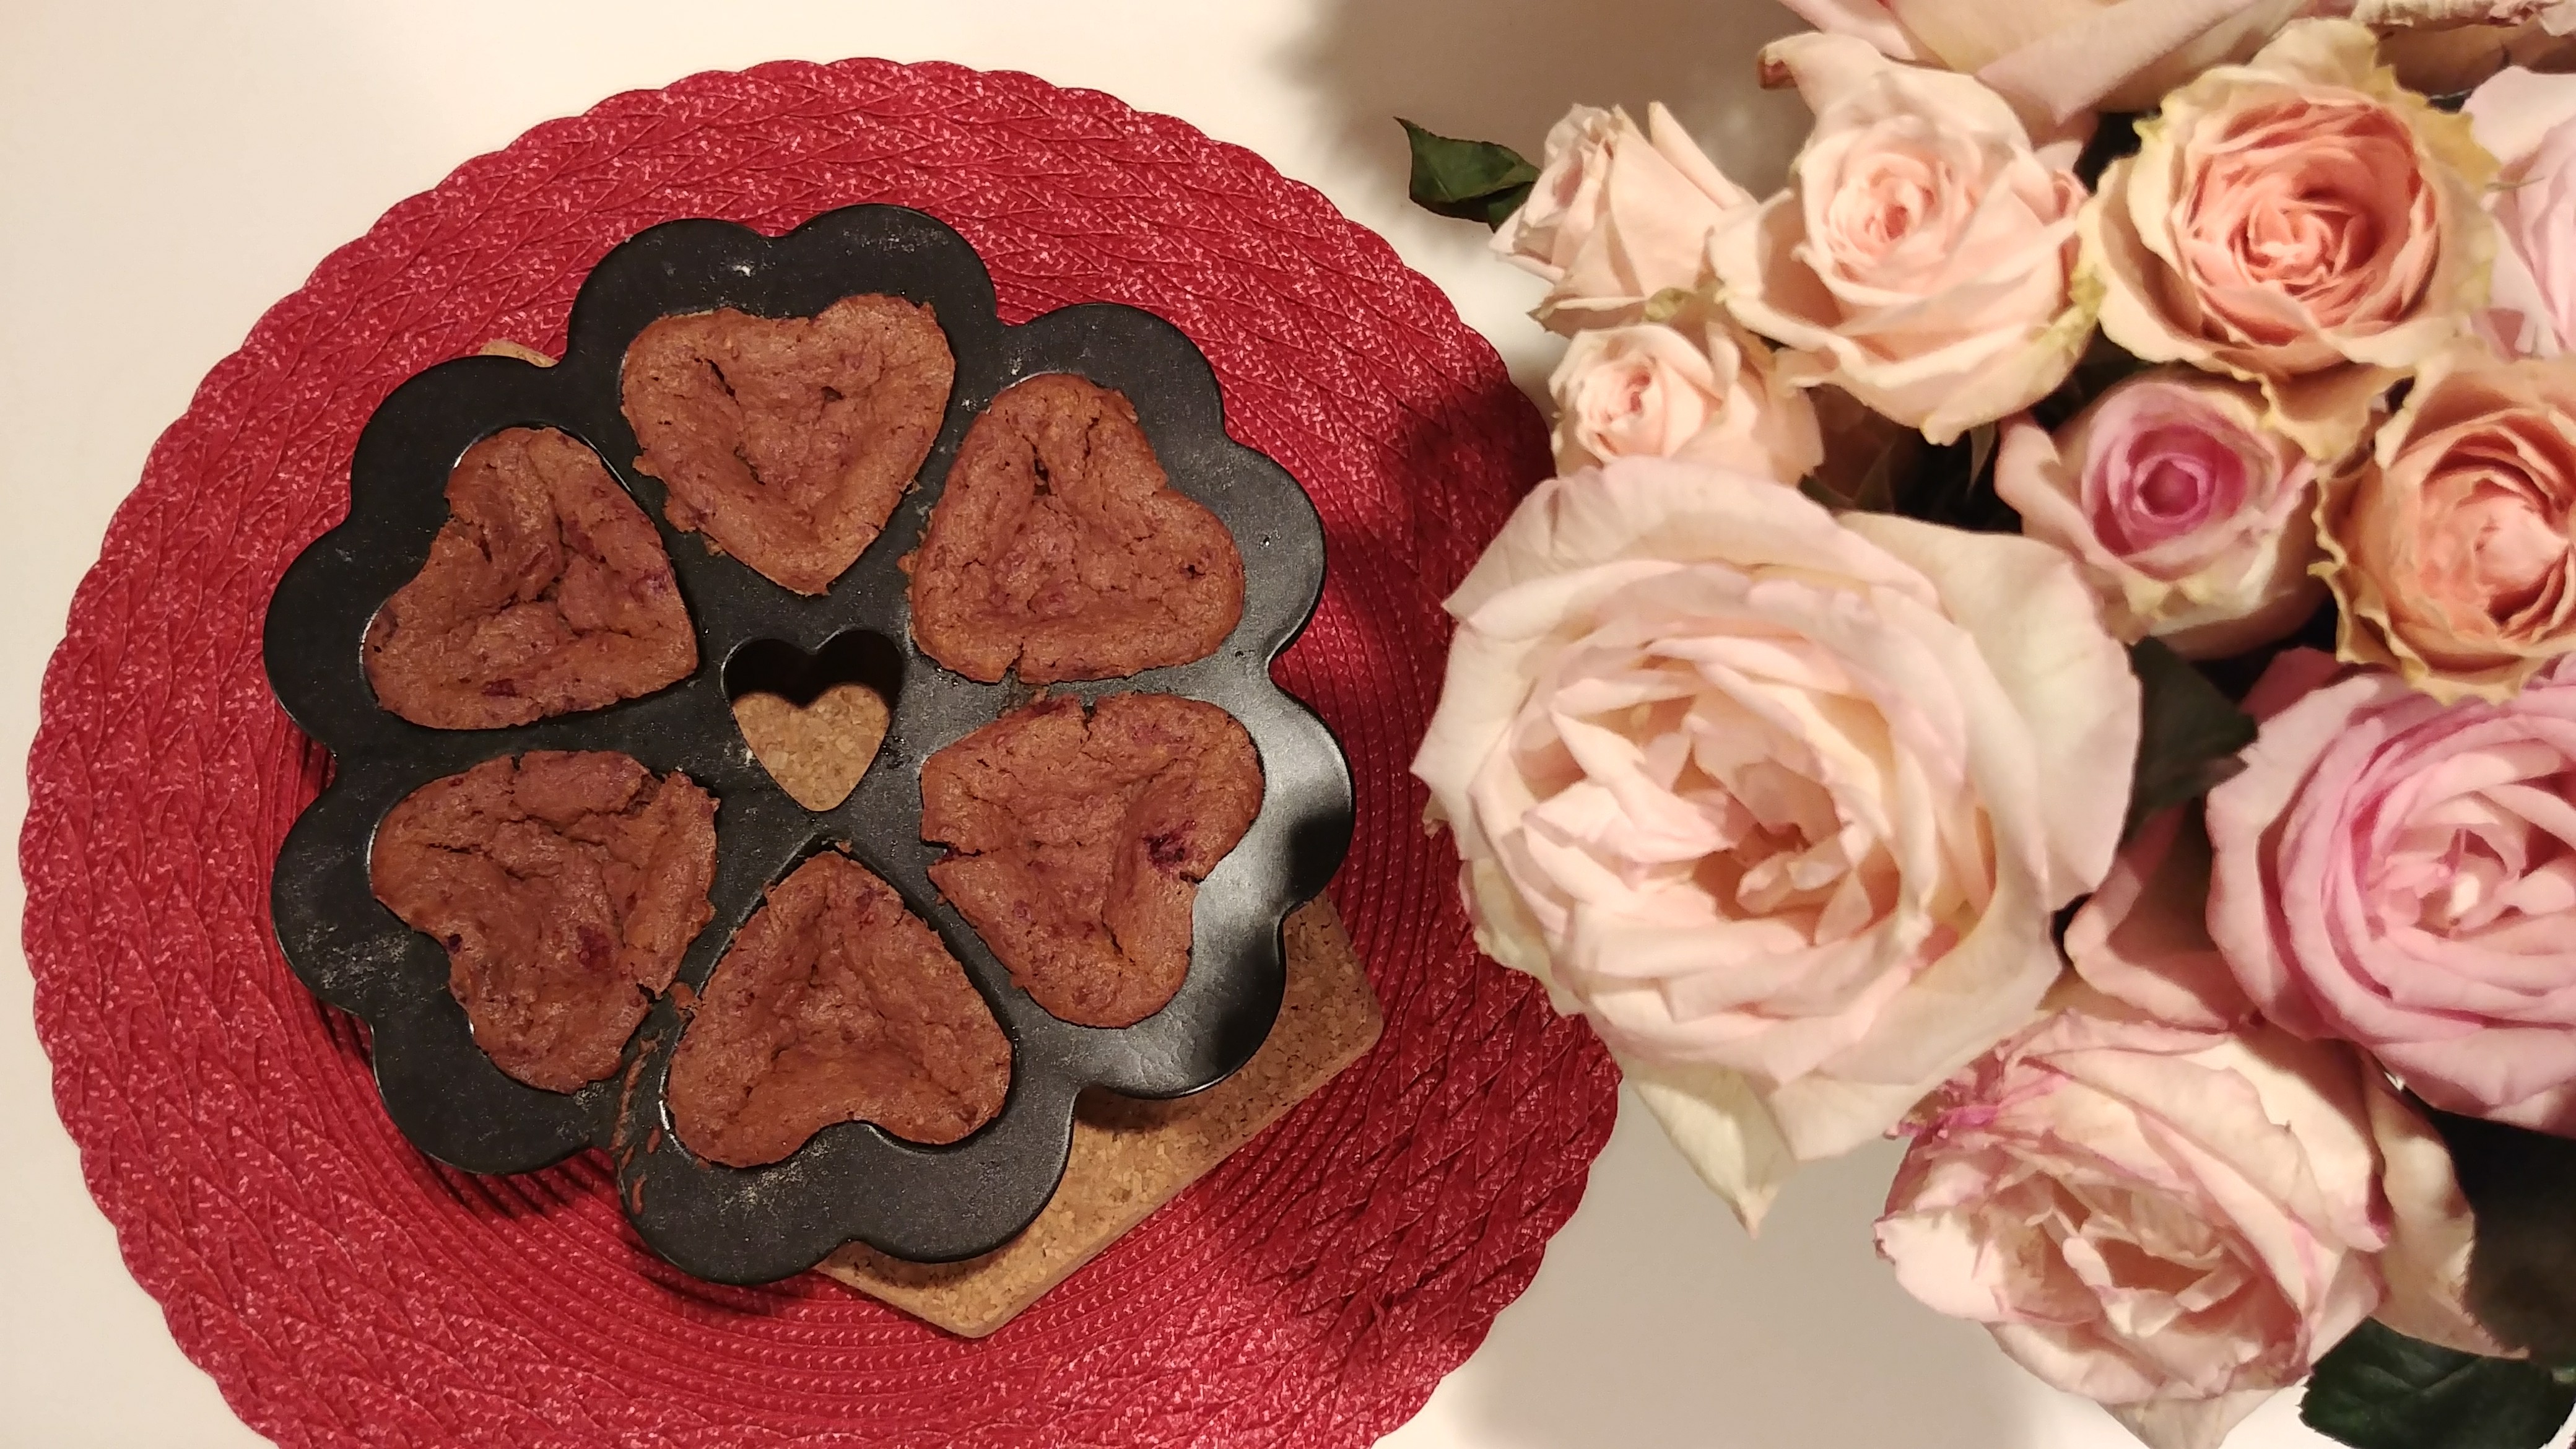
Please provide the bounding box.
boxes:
[819,897,1383,1336]
[731,683,890,811]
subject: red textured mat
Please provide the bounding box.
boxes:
[19,58,1616,1449]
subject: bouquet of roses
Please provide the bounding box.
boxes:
[1400,7,2576,1448]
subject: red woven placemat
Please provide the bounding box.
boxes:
[20,58,1616,1449]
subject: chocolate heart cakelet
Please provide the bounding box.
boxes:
[370,751,718,1093]
[666,848,1011,1167]
[907,374,1245,683]
[363,427,695,729]
[921,694,1263,1027]
[620,294,954,594]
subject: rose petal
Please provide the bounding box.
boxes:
[2068,807,2258,1030]
[1844,512,2141,896]
[2108,1392,2276,1449]
[1624,1053,1799,1230]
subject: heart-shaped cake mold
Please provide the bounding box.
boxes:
[666,848,1011,1167]
[266,206,1352,1281]
[362,427,695,728]
[921,694,1264,1028]
[368,751,718,1093]
[907,374,1245,684]
[622,294,954,595]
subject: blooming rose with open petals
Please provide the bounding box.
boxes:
[1710,34,2094,446]
[2318,343,2576,701]
[1775,0,2310,122]
[2208,647,2576,1134]
[2468,67,2576,359]
[1547,303,1823,482]
[1878,984,2487,1449]
[2078,804,2533,1353]
[1493,102,1754,333]
[2082,19,2496,461]
[1778,1,2576,119]
[1412,458,2138,1225]
[1997,370,2323,658]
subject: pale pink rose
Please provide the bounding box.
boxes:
[2069,806,2503,1357]
[1493,102,1754,333]
[1412,458,2139,1225]
[1997,371,2324,659]
[2317,344,2576,702]
[1775,0,2310,121]
[2468,67,2576,359]
[2082,20,2496,461]
[1878,987,2416,1449]
[1547,305,1824,483]
[1780,0,2576,119]
[2065,806,2258,1032]
[2206,648,2576,1134]
[1710,35,2095,446]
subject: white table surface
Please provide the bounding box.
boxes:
[0,4,2473,1446]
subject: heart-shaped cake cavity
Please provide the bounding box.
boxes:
[621,294,955,595]
[370,751,718,1092]
[363,427,696,729]
[665,848,1011,1167]
[921,694,1263,1027]
[907,374,1245,683]
[723,631,905,811]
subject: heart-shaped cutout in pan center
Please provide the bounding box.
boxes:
[724,631,904,811]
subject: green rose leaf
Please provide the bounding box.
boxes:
[1398,119,1538,229]
[2301,1320,2575,1449]
[2124,638,2258,840]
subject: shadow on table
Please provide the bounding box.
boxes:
[1283,0,1814,207]
[1408,1090,2024,1449]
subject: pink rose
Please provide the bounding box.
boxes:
[2076,807,2517,1354]
[1775,0,2310,122]
[1546,303,1823,483]
[1878,986,2468,1449]
[1412,458,2138,1224]
[2468,67,2576,359]
[1710,35,2095,446]
[1493,102,1754,333]
[1777,1,2576,122]
[2082,20,2496,461]
[1996,371,2324,659]
[2207,648,2576,1133]
[2317,344,2576,702]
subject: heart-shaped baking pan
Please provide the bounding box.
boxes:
[262,204,1352,1284]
